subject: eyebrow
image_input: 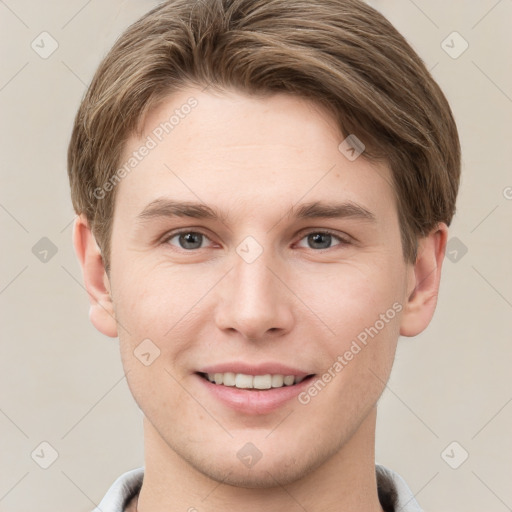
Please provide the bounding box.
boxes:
[290,200,376,222]
[136,199,224,222]
[136,198,376,223]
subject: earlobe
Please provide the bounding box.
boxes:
[399,223,448,337]
[72,215,118,338]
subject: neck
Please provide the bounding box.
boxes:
[137,407,384,512]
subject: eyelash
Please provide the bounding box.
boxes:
[161,229,351,251]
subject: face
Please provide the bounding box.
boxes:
[104,87,414,486]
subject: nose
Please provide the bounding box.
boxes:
[214,247,295,342]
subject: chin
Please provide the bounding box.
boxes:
[185,442,328,489]
[198,461,306,489]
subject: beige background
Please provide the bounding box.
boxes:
[1,1,511,511]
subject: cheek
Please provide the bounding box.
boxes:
[112,262,216,370]
[114,261,192,328]
[294,259,405,411]
[112,266,201,418]
[297,300,402,441]
[294,259,405,335]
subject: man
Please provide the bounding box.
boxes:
[67,0,460,510]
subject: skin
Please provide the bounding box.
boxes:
[73,87,448,512]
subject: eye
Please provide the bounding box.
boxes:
[296,230,349,250]
[164,231,213,250]
[162,229,350,252]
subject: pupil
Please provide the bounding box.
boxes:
[309,233,331,249]
[180,232,202,249]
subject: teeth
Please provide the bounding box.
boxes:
[235,373,253,389]
[253,374,272,389]
[271,374,284,387]
[283,375,295,386]
[204,372,306,389]
[223,372,236,386]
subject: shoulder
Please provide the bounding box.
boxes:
[91,467,144,512]
[376,464,424,512]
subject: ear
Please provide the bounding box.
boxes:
[72,215,118,338]
[400,223,448,337]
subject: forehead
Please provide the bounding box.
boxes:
[115,87,395,223]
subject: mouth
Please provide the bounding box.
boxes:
[197,371,316,390]
[194,363,318,414]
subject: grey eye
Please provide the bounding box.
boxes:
[307,233,333,249]
[168,232,206,250]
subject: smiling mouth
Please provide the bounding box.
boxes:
[197,372,316,390]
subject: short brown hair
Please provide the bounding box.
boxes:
[67,0,461,272]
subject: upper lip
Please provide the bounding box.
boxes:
[197,362,313,378]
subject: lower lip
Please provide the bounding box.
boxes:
[195,373,316,415]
